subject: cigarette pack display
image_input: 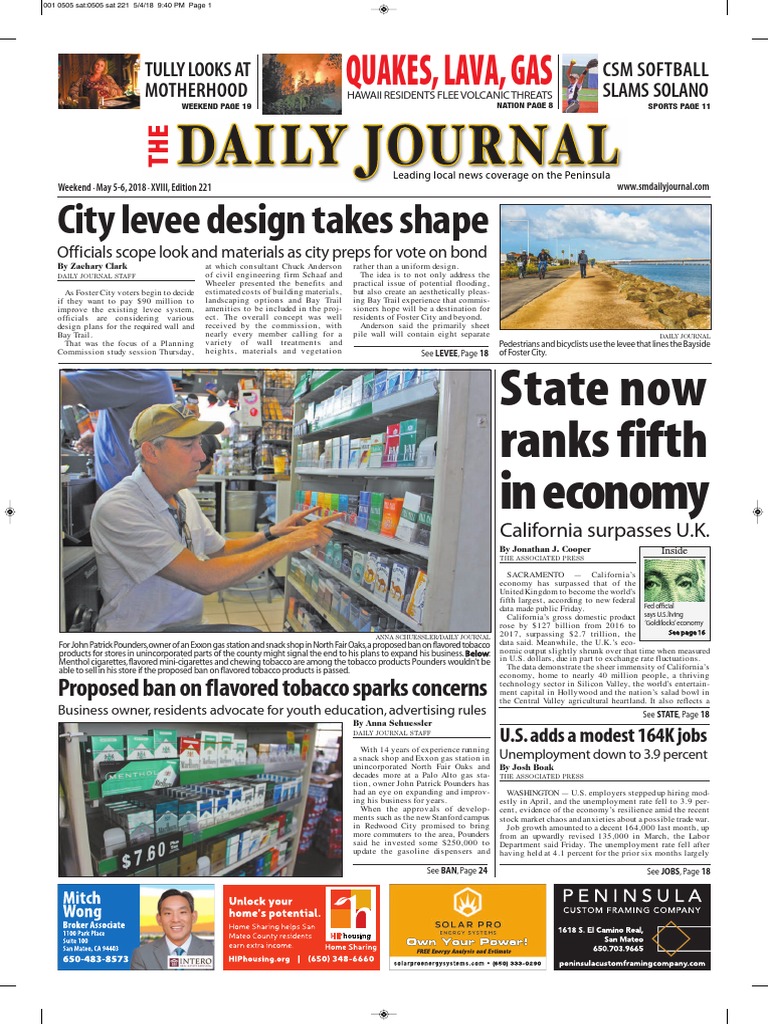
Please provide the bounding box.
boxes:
[223,785,244,817]
[265,820,280,849]
[367,432,385,469]
[398,418,430,466]
[178,736,201,770]
[251,781,267,810]
[339,541,355,577]
[362,550,377,591]
[386,369,403,394]
[316,578,330,610]
[125,735,153,761]
[383,423,401,466]
[179,849,198,876]
[362,371,376,402]
[348,437,362,469]
[357,490,371,529]
[151,730,178,759]
[414,493,433,546]
[373,370,388,400]
[177,797,199,833]
[388,559,411,611]
[351,549,366,584]
[380,497,404,537]
[197,732,218,768]
[226,835,241,866]
[210,838,227,873]
[406,568,429,624]
[394,491,423,542]
[331,540,343,571]
[218,733,235,768]
[153,797,179,835]
[197,798,215,826]
[368,492,385,532]
[90,735,125,767]
[374,554,392,598]
[97,758,179,793]
[117,806,154,843]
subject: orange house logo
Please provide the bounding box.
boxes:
[326,887,377,941]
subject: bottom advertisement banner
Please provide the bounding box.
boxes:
[389,884,546,969]
[553,883,711,970]
[222,884,380,970]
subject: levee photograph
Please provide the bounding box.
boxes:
[499,204,711,330]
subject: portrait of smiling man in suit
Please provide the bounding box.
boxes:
[131,889,213,970]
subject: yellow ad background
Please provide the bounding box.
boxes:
[390,884,546,957]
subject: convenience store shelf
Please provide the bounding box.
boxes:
[61,721,319,879]
[179,760,306,784]
[301,552,422,630]
[180,797,302,846]
[215,826,299,877]
[293,370,357,401]
[93,804,301,876]
[85,760,308,800]
[320,517,430,559]
[287,576,353,633]
[295,466,436,479]
[302,380,438,437]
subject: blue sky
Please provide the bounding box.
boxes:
[562,54,596,73]
[500,204,711,260]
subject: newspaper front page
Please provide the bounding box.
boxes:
[1,1,763,1021]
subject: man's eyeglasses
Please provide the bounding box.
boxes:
[168,495,193,550]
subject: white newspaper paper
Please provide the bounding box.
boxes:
[0,2,764,1022]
